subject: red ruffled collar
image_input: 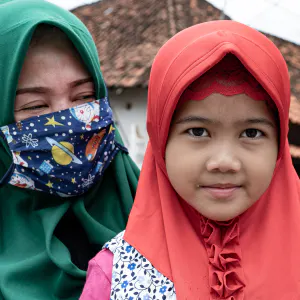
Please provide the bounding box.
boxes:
[200,216,245,299]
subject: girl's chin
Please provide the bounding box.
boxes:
[194,205,246,222]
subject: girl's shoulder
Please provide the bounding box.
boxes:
[104,230,176,299]
[80,248,113,300]
[103,230,127,253]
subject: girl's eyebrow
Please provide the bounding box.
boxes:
[240,118,275,128]
[175,115,275,128]
[175,116,214,124]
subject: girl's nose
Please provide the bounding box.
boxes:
[206,147,241,173]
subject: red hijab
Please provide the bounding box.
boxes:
[124,21,300,299]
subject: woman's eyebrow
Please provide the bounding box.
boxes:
[16,77,94,95]
[16,86,49,95]
[70,77,93,88]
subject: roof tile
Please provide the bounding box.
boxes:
[72,0,300,162]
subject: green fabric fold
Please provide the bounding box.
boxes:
[0,0,139,299]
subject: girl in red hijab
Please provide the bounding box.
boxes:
[80,20,300,300]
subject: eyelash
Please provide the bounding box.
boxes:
[187,128,265,139]
[21,105,47,111]
[77,94,96,100]
[18,94,96,111]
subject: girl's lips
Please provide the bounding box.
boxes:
[201,185,241,200]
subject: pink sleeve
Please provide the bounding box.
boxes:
[80,249,113,300]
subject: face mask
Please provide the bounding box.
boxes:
[0,97,125,197]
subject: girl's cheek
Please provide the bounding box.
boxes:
[167,151,200,181]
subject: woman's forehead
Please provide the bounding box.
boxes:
[30,25,67,46]
[17,40,92,94]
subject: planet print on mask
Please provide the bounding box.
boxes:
[46,137,82,165]
[85,129,106,161]
[70,101,100,131]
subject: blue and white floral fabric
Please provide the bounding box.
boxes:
[105,231,177,300]
[0,97,124,197]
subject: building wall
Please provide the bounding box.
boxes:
[108,88,148,167]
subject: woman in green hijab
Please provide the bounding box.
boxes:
[0,0,139,299]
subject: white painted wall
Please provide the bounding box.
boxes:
[108,88,148,168]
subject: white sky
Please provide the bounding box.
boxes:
[47,0,300,45]
[207,0,300,45]
[46,0,99,10]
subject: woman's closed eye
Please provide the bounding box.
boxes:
[187,128,209,137]
[73,93,96,102]
[15,104,48,112]
[241,128,265,139]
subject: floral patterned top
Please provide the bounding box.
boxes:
[80,231,176,300]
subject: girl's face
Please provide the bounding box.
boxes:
[165,93,278,221]
[14,39,96,122]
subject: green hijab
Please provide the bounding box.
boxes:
[0,0,139,299]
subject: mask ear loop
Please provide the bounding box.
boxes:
[0,131,15,186]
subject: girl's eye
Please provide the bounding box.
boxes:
[187,128,209,137]
[241,128,264,139]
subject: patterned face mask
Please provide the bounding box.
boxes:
[0,97,125,197]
